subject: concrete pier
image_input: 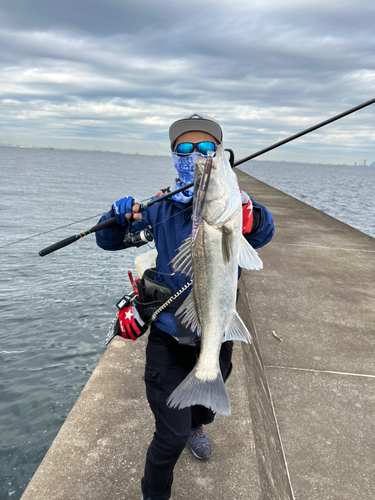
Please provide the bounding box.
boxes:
[21,172,375,500]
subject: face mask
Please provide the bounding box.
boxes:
[170,152,203,203]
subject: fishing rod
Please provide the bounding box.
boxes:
[38,183,193,256]
[0,214,106,251]
[233,97,375,167]
[38,97,375,257]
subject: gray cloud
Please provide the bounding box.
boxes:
[0,0,374,163]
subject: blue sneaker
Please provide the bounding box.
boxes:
[188,426,212,460]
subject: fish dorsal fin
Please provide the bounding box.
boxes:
[239,236,263,270]
[170,237,194,277]
[175,292,202,337]
[221,226,234,265]
[223,312,252,343]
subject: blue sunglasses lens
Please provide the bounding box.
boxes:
[176,143,194,154]
[198,142,216,155]
[175,142,216,155]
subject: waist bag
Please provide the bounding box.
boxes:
[137,268,196,345]
[105,268,194,345]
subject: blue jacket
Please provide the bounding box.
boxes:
[96,196,274,337]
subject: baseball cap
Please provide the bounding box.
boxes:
[169,113,223,150]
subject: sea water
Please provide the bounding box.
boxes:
[0,147,374,499]
[239,159,375,238]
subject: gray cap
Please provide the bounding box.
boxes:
[169,113,223,150]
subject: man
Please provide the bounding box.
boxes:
[96,113,275,500]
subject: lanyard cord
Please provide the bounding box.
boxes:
[151,280,193,322]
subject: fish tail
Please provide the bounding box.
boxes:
[166,365,231,416]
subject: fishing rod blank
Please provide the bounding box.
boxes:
[233,97,375,167]
[39,217,118,256]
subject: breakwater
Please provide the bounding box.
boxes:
[20,172,375,500]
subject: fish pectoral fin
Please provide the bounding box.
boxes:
[176,293,202,337]
[223,312,252,343]
[170,237,193,277]
[221,226,234,265]
[238,235,263,270]
[167,363,231,416]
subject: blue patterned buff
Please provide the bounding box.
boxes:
[171,152,203,203]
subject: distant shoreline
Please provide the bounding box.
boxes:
[1,144,374,168]
[0,144,169,158]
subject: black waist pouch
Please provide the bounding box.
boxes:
[134,268,172,323]
[136,269,196,345]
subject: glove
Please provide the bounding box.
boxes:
[112,196,140,226]
[242,198,254,234]
[118,300,148,340]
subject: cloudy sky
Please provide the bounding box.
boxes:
[1,0,374,163]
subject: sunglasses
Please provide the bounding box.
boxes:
[174,141,217,156]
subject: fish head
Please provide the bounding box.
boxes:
[193,145,241,226]
[194,145,233,192]
[199,145,239,199]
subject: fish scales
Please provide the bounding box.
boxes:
[167,145,262,416]
[193,221,239,381]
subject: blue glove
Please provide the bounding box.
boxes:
[112,196,139,226]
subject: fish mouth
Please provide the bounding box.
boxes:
[191,154,213,243]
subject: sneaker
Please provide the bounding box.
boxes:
[187,426,212,460]
[141,497,170,500]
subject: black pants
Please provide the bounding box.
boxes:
[141,325,233,500]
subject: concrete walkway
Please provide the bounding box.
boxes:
[21,172,375,500]
[237,171,375,500]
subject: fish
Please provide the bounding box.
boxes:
[166,144,263,416]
